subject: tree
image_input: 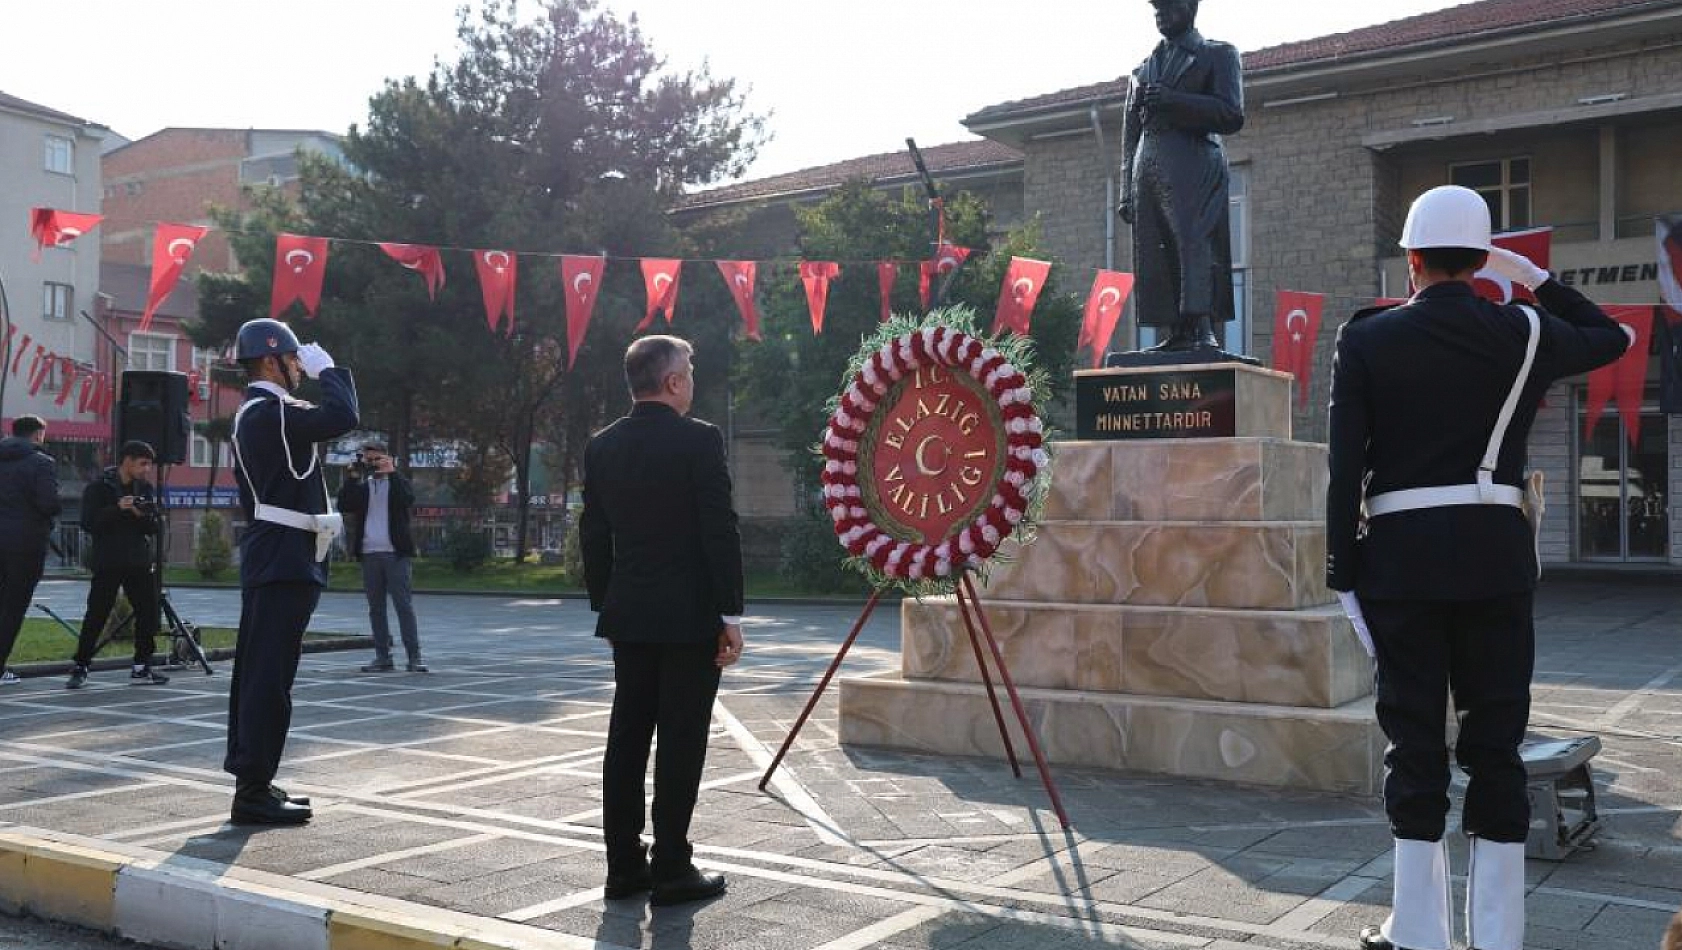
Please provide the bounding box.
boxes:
[187,0,763,560]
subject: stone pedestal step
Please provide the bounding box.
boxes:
[839,672,1383,796]
[981,521,1331,610]
[902,597,1370,708]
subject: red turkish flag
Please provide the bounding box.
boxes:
[1078,270,1135,368]
[799,261,840,335]
[1473,227,1552,304]
[474,250,518,335]
[10,333,32,376]
[1585,306,1655,447]
[379,243,446,300]
[142,223,209,332]
[99,373,117,416]
[877,262,898,323]
[187,369,204,405]
[639,259,682,332]
[28,348,51,397]
[918,244,973,311]
[270,233,330,319]
[29,208,102,260]
[991,257,1051,336]
[54,358,79,407]
[560,255,606,368]
[918,260,937,311]
[717,261,761,341]
[1271,291,1325,408]
[77,373,96,414]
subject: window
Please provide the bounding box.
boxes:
[1225,166,1250,352]
[44,135,73,175]
[1450,157,1531,231]
[191,433,231,469]
[42,283,73,322]
[128,333,175,371]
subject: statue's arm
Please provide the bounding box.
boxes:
[1119,77,1141,220]
[1159,44,1245,136]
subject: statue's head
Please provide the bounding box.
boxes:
[1150,0,1198,39]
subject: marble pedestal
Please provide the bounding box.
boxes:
[839,363,1385,796]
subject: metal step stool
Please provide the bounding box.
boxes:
[1522,735,1601,860]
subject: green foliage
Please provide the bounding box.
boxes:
[560,511,585,584]
[444,521,492,573]
[194,512,233,579]
[779,511,863,595]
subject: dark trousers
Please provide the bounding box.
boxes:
[601,640,722,878]
[0,547,47,669]
[73,564,160,667]
[223,582,320,788]
[1368,594,1535,843]
[360,553,420,661]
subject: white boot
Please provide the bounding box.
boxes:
[1467,837,1526,950]
[1381,838,1453,950]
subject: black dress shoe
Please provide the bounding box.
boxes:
[231,785,312,825]
[603,865,653,900]
[1359,924,1407,950]
[270,784,310,807]
[649,867,726,907]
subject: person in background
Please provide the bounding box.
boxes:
[337,440,425,673]
[0,415,60,684]
[67,440,167,688]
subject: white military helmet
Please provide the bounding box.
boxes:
[1399,185,1492,250]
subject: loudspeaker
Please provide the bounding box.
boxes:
[118,370,191,465]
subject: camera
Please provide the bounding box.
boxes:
[132,496,157,514]
[348,454,370,478]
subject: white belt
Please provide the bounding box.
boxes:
[255,504,343,562]
[1366,484,1524,517]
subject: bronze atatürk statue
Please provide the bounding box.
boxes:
[1112,0,1249,364]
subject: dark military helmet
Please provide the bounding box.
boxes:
[234,319,301,361]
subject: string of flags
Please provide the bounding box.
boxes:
[22,209,1682,432]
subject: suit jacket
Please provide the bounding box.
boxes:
[81,468,158,572]
[580,402,744,643]
[1326,279,1628,600]
[337,471,416,559]
[232,369,359,587]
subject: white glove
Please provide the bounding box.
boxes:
[1484,246,1550,290]
[297,343,335,379]
[1337,591,1376,658]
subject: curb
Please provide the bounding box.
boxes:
[161,579,898,608]
[0,827,605,950]
[10,636,373,680]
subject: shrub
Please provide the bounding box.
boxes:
[194,512,232,579]
[779,511,859,595]
[444,521,492,573]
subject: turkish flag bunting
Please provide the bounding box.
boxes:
[877,262,898,323]
[29,208,102,260]
[10,333,32,376]
[1473,227,1552,304]
[187,369,203,405]
[560,255,606,368]
[99,373,117,416]
[270,233,330,319]
[1584,305,1655,447]
[934,243,971,278]
[54,359,79,407]
[991,257,1051,336]
[474,250,518,335]
[1078,270,1136,368]
[717,261,761,341]
[799,261,840,335]
[638,259,682,332]
[28,347,51,397]
[379,243,446,301]
[142,223,209,332]
[1271,291,1326,408]
[918,260,938,311]
[77,374,96,414]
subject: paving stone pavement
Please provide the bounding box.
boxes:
[2,575,1679,949]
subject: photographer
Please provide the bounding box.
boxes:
[67,441,167,688]
[336,441,425,673]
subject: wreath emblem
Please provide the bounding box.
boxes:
[820,307,1051,593]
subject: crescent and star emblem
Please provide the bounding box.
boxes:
[1096,287,1122,313]
[734,274,750,290]
[484,251,511,272]
[167,237,197,261]
[653,273,673,292]
[1012,277,1035,301]
[401,259,424,271]
[914,435,950,477]
[285,249,314,273]
[573,272,593,298]
[1286,308,1308,343]
[937,255,960,274]
[56,227,83,245]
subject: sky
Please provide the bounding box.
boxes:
[1,0,1463,185]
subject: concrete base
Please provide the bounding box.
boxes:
[840,672,1383,796]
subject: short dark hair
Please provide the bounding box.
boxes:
[119,440,156,462]
[361,440,389,455]
[1414,247,1489,277]
[624,336,694,398]
[11,415,45,439]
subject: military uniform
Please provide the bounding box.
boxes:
[1328,277,1627,949]
[224,370,357,797]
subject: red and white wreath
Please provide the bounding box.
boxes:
[819,324,1049,584]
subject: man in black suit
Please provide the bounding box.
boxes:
[225,318,359,825]
[1328,185,1629,950]
[582,334,743,907]
[1118,0,1245,354]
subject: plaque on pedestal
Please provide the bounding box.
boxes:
[1074,362,1293,441]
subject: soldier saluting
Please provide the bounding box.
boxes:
[224,319,358,825]
[1328,186,1629,950]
